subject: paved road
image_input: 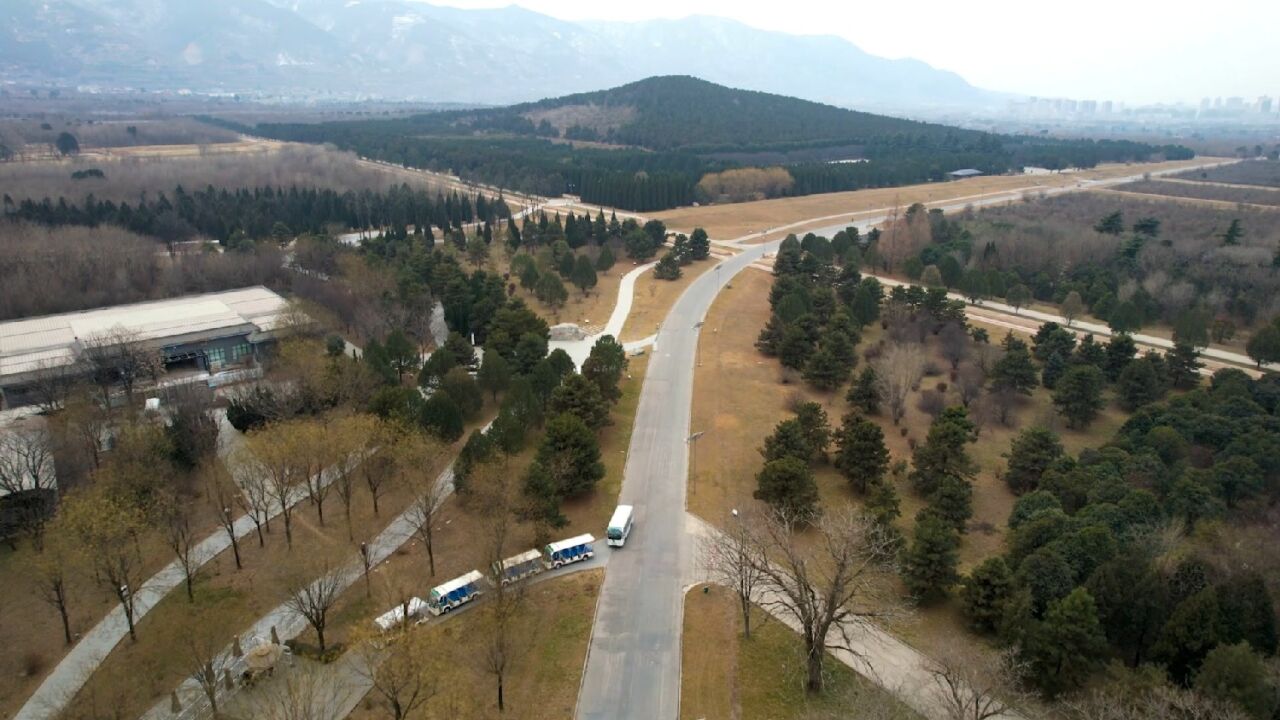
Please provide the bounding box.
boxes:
[576,241,776,720]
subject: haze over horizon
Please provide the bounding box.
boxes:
[431,0,1280,105]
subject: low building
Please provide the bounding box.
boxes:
[0,287,291,408]
[947,168,984,179]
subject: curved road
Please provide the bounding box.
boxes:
[576,242,776,719]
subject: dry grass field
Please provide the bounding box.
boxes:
[1174,159,1280,188]
[689,266,1126,571]
[654,158,1228,239]
[1111,179,1280,208]
[0,140,454,204]
[680,583,919,720]
[347,570,603,720]
[619,257,722,342]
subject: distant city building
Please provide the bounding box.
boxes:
[1101,100,1114,114]
[1259,96,1273,113]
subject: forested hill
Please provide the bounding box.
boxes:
[238,77,1195,212]
[504,76,975,151]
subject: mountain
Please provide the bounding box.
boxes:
[2,0,1001,111]
[497,76,973,152]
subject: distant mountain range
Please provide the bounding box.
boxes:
[1,0,1002,112]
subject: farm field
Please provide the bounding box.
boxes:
[653,157,1229,239]
[1174,158,1280,188]
[1112,179,1280,207]
[0,139,459,204]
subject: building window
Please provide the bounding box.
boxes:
[232,343,252,361]
[206,347,226,367]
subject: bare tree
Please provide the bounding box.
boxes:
[400,433,448,576]
[159,492,199,602]
[363,447,395,516]
[351,625,438,720]
[744,506,901,694]
[183,605,240,716]
[244,426,304,548]
[956,364,986,408]
[875,343,926,425]
[29,358,79,413]
[1062,684,1251,720]
[295,419,334,526]
[29,526,76,645]
[60,485,149,641]
[927,644,1027,720]
[257,662,353,720]
[208,469,243,569]
[0,424,58,548]
[330,414,379,541]
[939,322,971,370]
[701,512,767,639]
[285,558,344,653]
[473,460,527,713]
[231,450,273,547]
[80,327,164,412]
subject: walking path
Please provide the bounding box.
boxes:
[549,261,658,368]
[684,515,1022,720]
[14,419,354,720]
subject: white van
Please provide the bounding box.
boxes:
[607,504,634,547]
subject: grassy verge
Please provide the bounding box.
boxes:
[681,584,920,720]
[619,258,721,343]
[349,569,604,720]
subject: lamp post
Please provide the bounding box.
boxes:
[687,431,706,494]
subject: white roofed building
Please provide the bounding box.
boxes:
[0,287,292,407]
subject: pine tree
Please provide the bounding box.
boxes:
[833,414,889,494]
[927,475,973,533]
[1003,427,1064,495]
[1166,341,1203,389]
[654,251,682,280]
[902,511,960,604]
[571,254,598,295]
[1041,350,1067,390]
[908,407,977,496]
[548,374,610,430]
[1024,588,1108,697]
[535,413,605,497]
[689,227,710,260]
[991,334,1038,395]
[961,557,1014,633]
[1053,365,1105,429]
[753,457,819,517]
[595,244,616,273]
[847,366,881,414]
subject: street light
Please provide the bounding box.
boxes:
[687,431,706,494]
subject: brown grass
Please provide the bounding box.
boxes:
[348,570,603,720]
[56,436,459,720]
[619,258,721,343]
[653,158,1228,240]
[681,584,920,720]
[479,243,625,333]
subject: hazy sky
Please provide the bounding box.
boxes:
[430,0,1279,104]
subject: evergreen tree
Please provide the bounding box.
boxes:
[1073,334,1107,369]
[753,457,819,517]
[1155,588,1222,684]
[1041,350,1067,390]
[419,394,464,442]
[991,334,1038,395]
[901,511,961,604]
[1024,588,1108,697]
[760,418,814,464]
[1104,333,1138,381]
[536,413,605,497]
[582,334,628,403]
[1094,211,1124,235]
[1117,358,1164,411]
[1166,341,1203,389]
[1085,557,1170,667]
[1194,643,1277,720]
[1032,322,1076,362]
[802,342,847,391]
[1216,571,1279,655]
[865,476,902,529]
[847,366,881,414]
[908,407,977,496]
[383,329,421,380]
[688,227,710,260]
[571,254,598,295]
[654,251,682,280]
[477,351,512,400]
[548,373,610,430]
[833,414,889,493]
[1220,218,1244,246]
[961,557,1014,633]
[1003,427,1064,495]
[535,272,568,309]
[793,402,831,460]
[928,473,974,532]
[1053,365,1106,429]
[595,244,616,273]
